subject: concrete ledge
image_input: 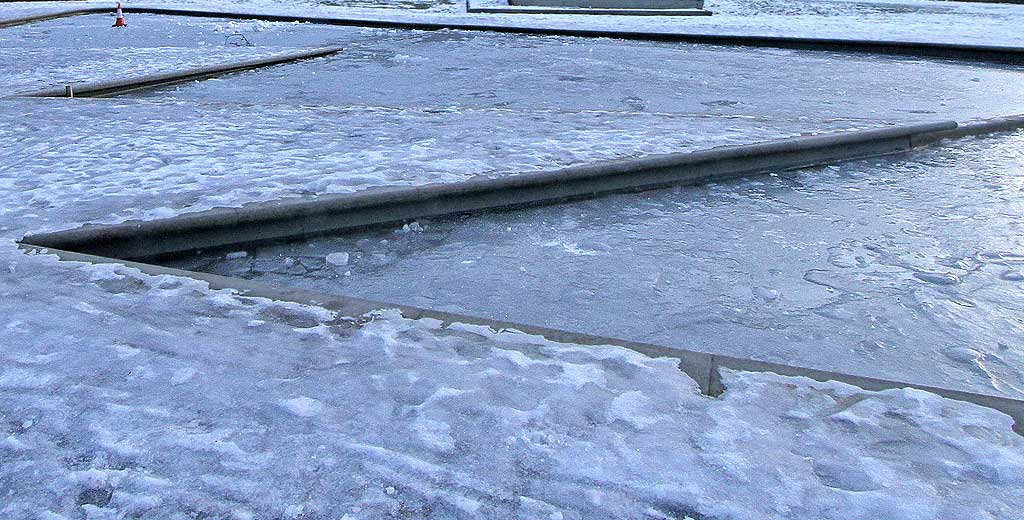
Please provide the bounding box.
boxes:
[911,113,1024,146]
[21,244,1024,435]
[21,121,959,260]
[13,46,344,98]
[117,6,1024,65]
[0,7,106,29]
[466,5,712,15]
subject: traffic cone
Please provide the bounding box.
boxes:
[112,3,127,27]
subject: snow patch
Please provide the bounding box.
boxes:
[280,396,325,417]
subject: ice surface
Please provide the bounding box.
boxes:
[176,132,1024,399]
[2,4,1024,517]
[136,30,1024,123]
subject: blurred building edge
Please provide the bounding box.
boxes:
[508,0,705,10]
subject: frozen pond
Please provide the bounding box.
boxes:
[133,30,1024,125]
[170,132,1024,398]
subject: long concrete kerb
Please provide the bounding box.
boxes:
[19,243,1024,435]
[911,113,1024,146]
[13,46,344,98]
[21,120,963,260]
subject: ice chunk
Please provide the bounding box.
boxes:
[280,396,324,417]
[1000,270,1024,282]
[326,252,350,266]
[912,271,961,285]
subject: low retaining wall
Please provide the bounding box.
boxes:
[21,121,965,260]
[911,113,1024,145]
[13,46,344,98]
[24,245,1024,435]
[23,116,1024,263]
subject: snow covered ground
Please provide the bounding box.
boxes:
[181,132,1024,399]
[2,4,1024,519]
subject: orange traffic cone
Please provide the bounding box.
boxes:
[112,3,127,27]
